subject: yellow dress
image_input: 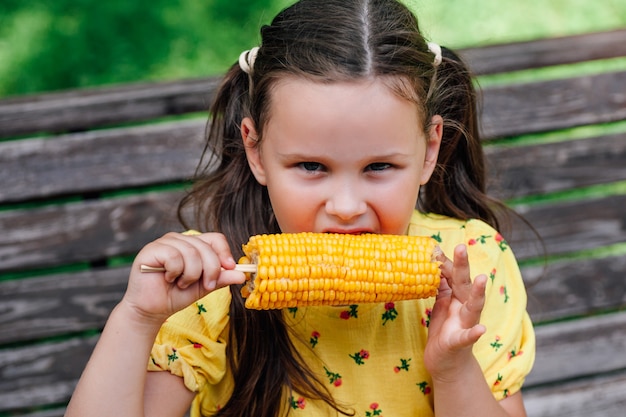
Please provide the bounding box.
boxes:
[149,211,535,416]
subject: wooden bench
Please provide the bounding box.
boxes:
[1,29,626,416]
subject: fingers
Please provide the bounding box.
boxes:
[428,277,451,336]
[438,244,472,303]
[137,232,245,292]
[429,258,488,351]
[460,273,487,330]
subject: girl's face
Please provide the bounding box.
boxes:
[242,77,442,235]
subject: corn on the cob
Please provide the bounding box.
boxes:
[239,232,441,310]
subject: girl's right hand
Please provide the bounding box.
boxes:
[122,232,246,324]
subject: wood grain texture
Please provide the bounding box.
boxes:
[485,131,626,200]
[0,78,218,138]
[0,335,98,413]
[1,254,623,346]
[0,192,183,273]
[2,190,623,273]
[0,119,206,203]
[524,255,626,323]
[460,29,626,75]
[508,193,626,259]
[3,310,625,414]
[2,121,624,204]
[525,311,626,387]
[0,267,129,344]
[523,369,626,417]
[480,70,626,139]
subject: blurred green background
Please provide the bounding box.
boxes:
[1,0,625,97]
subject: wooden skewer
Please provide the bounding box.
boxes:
[140,264,258,273]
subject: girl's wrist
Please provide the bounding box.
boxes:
[427,348,479,385]
[112,298,169,336]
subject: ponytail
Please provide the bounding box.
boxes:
[421,47,509,231]
[178,63,279,251]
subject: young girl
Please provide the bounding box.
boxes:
[66,1,535,416]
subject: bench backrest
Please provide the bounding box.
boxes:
[1,29,625,417]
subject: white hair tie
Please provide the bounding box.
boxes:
[238,47,260,74]
[427,42,442,67]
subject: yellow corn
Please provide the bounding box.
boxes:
[239,232,441,310]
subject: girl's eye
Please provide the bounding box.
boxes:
[299,162,324,172]
[366,162,392,172]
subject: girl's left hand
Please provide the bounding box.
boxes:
[424,244,487,377]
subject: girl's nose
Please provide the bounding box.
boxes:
[325,185,367,221]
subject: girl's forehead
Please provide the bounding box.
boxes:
[266,77,419,119]
[261,77,424,152]
[260,75,425,133]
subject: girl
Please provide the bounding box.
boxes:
[65,0,535,416]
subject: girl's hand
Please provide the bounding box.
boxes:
[122,232,246,324]
[424,244,487,378]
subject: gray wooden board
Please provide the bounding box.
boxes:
[0,78,218,138]
[485,131,626,200]
[1,254,624,345]
[480,70,626,139]
[523,369,626,417]
[507,192,626,260]
[525,311,626,387]
[0,267,129,344]
[3,309,626,413]
[0,335,98,413]
[2,191,624,273]
[7,371,626,417]
[460,28,626,75]
[0,119,206,203]
[2,122,625,204]
[524,254,626,323]
[0,192,183,273]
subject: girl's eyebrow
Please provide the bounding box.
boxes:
[277,151,411,159]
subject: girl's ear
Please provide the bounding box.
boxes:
[420,115,443,185]
[241,117,267,185]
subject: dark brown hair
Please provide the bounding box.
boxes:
[178,0,508,415]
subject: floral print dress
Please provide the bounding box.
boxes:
[149,210,535,416]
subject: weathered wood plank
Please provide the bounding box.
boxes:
[3,309,626,413]
[2,73,625,199]
[0,267,128,344]
[2,120,624,204]
[525,311,626,387]
[523,369,626,417]
[0,77,218,138]
[1,190,624,273]
[486,131,626,200]
[481,70,626,139]
[0,191,183,273]
[0,119,206,203]
[6,408,68,417]
[524,254,626,323]
[461,28,626,75]
[1,252,623,345]
[509,192,626,260]
[0,335,98,413]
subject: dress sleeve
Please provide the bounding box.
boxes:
[464,219,536,400]
[148,287,232,393]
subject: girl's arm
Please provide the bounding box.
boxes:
[65,232,245,417]
[65,301,194,417]
[426,245,527,417]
